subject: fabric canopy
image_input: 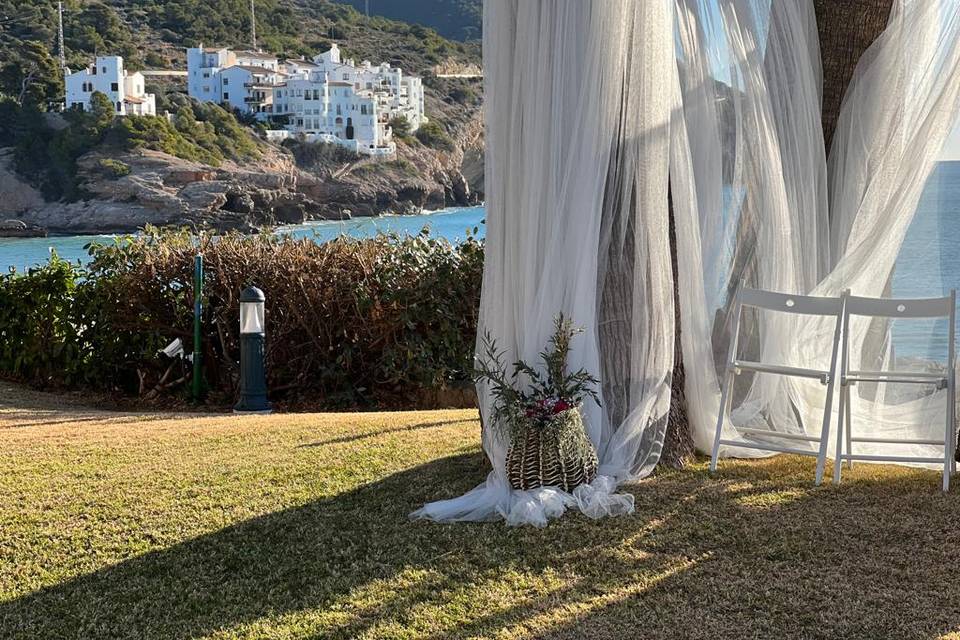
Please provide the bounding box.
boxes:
[413,0,960,527]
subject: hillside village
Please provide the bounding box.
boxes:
[0,2,483,236]
[63,42,428,159]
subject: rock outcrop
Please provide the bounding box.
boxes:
[0,106,484,236]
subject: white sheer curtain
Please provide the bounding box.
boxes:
[673,0,960,462]
[414,0,960,526]
[413,0,677,526]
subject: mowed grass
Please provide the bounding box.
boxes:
[3,382,960,639]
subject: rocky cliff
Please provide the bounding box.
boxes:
[0,110,484,236]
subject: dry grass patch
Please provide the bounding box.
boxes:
[1,381,960,639]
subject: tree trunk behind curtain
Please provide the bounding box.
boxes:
[659,0,894,467]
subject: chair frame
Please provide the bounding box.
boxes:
[710,288,846,486]
[832,290,957,491]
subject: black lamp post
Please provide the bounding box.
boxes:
[235,286,271,413]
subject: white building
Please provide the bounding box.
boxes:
[186,46,281,117]
[65,56,156,116]
[187,43,426,156]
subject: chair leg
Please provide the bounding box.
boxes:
[833,383,846,485]
[710,371,733,474]
[815,383,836,488]
[945,390,953,493]
[844,386,854,470]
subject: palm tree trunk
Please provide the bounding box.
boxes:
[659,0,894,467]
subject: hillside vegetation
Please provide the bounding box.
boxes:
[0,1,483,212]
[333,0,482,41]
[0,0,479,107]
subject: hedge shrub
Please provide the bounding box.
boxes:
[0,229,483,409]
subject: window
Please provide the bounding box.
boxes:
[203,86,210,93]
[223,78,228,85]
[116,102,122,112]
[111,82,118,91]
[203,72,210,79]
[223,92,229,100]
[313,90,320,100]
[91,66,97,75]
[102,67,107,74]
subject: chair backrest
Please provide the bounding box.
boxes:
[738,288,845,317]
[844,292,955,320]
[728,288,846,368]
[841,290,956,371]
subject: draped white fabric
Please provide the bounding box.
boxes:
[673,0,960,462]
[413,0,960,526]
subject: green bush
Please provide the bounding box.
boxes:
[0,230,483,407]
[389,115,414,143]
[283,139,361,168]
[415,120,455,152]
[97,158,131,179]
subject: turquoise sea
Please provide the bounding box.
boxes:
[0,205,487,272]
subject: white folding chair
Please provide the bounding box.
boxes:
[710,288,845,485]
[832,291,957,491]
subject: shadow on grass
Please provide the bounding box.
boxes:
[3,453,960,639]
[297,418,478,448]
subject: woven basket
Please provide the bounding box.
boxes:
[505,407,599,492]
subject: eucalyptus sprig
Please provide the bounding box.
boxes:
[474,314,600,441]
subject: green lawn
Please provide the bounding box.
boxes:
[2,381,960,639]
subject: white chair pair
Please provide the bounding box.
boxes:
[709,287,957,490]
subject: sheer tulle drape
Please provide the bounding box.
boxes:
[414,0,960,526]
[412,0,676,526]
[673,0,960,462]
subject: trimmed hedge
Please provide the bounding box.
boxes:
[0,229,483,409]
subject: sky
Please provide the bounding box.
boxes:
[943,121,960,161]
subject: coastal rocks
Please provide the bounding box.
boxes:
[0,149,45,217]
[0,219,46,238]
[0,99,485,236]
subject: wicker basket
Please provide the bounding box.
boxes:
[505,407,599,492]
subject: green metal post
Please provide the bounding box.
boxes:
[192,254,203,403]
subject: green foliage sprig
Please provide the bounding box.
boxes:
[474,315,600,440]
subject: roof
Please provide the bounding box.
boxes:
[124,96,145,104]
[235,50,278,60]
[228,65,280,74]
[328,81,353,87]
[286,58,319,67]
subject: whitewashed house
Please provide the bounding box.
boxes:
[186,46,281,118]
[219,66,285,116]
[65,56,156,116]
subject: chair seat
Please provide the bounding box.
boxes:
[844,370,947,388]
[718,438,819,457]
[731,360,831,384]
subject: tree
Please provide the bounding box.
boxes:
[658,1,894,468]
[89,91,116,130]
[0,41,61,108]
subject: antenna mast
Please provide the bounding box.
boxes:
[57,1,67,71]
[250,0,257,51]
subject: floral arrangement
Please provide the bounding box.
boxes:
[474,315,601,491]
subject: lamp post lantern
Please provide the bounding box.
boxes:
[235,286,271,413]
